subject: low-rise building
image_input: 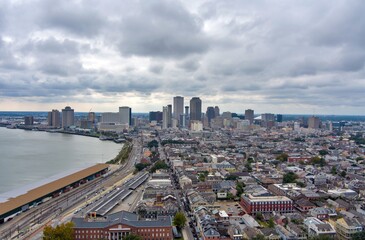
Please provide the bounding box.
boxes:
[72,211,173,240]
[240,194,293,215]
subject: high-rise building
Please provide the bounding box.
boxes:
[24,116,34,125]
[62,106,74,129]
[162,106,168,129]
[149,111,163,122]
[214,106,220,117]
[167,104,172,128]
[261,113,275,122]
[101,112,120,123]
[119,106,131,126]
[48,109,61,128]
[190,97,202,121]
[173,96,184,120]
[88,112,96,123]
[245,109,254,125]
[206,107,215,125]
[185,106,189,127]
[277,114,283,123]
[308,116,320,129]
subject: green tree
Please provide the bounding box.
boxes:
[283,172,298,184]
[225,175,238,180]
[198,173,206,182]
[147,140,159,149]
[319,150,329,156]
[276,153,289,162]
[43,222,74,240]
[135,163,150,172]
[268,217,275,228]
[352,231,365,240]
[256,212,263,221]
[236,182,245,197]
[340,170,347,178]
[252,235,265,240]
[331,166,337,175]
[173,212,187,229]
[245,162,253,172]
[123,234,143,240]
[149,160,169,173]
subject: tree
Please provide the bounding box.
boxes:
[256,212,263,221]
[135,163,150,172]
[225,175,238,181]
[352,231,365,240]
[268,218,275,228]
[283,172,298,184]
[149,160,169,173]
[173,212,187,229]
[43,222,74,240]
[236,182,245,197]
[331,166,337,175]
[252,235,265,240]
[340,170,347,178]
[123,234,143,240]
[147,140,158,149]
[276,153,289,162]
[319,150,329,156]
[245,162,253,172]
[198,173,206,182]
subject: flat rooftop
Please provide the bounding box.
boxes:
[0,163,109,216]
[244,194,292,202]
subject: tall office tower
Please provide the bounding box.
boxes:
[167,104,172,128]
[308,116,320,129]
[206,107,215,125]
[162,106,168,129]
[261,113,275,122]
[149,111,163,122]
[48,109,61,127]
[173,96,184,120]
[62,106,74,129]
[245,109,254,125]
[261,113,275,128]
[88,112,96,123]
[185,106,189,127]
[119,106,131,126]
[24,116,34,125]
[214,106,220,117]
[276,114,283,123]
[190,97,202,121]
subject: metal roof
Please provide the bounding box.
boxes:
[0,163,109,216]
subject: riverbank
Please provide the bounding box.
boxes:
[106,141,133,165]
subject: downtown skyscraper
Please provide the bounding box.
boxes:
[190,97,202,121]
[173,96,184,120]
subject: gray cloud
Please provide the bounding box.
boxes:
[0,0,365,114]
[117,0,208,58]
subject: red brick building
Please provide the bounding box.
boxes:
[240,194,293,215]
[72,211,173,240]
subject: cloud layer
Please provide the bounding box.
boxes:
[0,0,365,114]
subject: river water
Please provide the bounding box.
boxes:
[0,127,121,194]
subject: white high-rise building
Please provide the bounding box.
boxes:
[101,112,120,123]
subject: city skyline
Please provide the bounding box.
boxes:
[1,1,365,115]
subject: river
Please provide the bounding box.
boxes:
[0,127,121,194]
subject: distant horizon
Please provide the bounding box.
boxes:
[1,110,365,117]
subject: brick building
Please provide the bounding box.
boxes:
[72,211,173,240]
[240,194,293,215]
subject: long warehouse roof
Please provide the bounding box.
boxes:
[0,163,109,216]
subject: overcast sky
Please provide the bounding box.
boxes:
[0,0,365,114]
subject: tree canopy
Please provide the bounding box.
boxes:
[43,222,74,240]
[123,234,143,240]
[283,172,298,184]
[173,212,187,229]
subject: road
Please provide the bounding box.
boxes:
[0,137,143,240]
